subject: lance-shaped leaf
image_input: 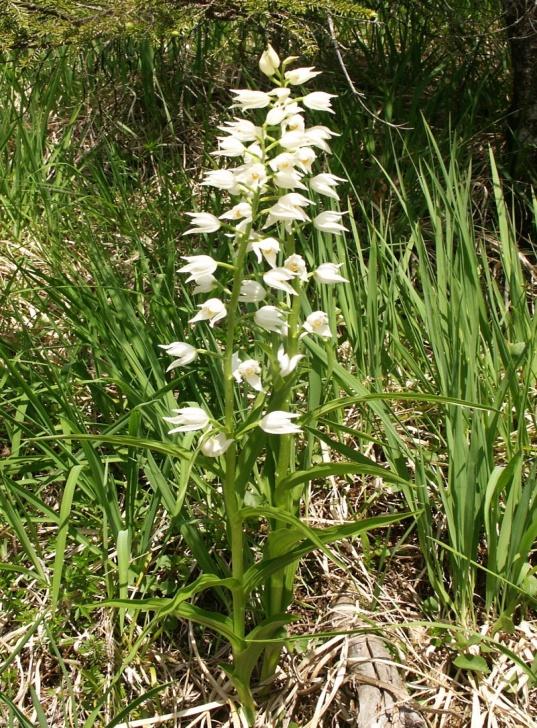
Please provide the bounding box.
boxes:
[278,461,412,495]
[239,505,346,570]
[244,512,413,594]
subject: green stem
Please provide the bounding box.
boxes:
[222,199,259,642]
[261,242,304,682]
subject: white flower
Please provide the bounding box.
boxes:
[284,114,305,133]
[249,237,280,267]
[263,192,313,228]
[192,275,218,294]
[184,212,221,235]
[280,101,302,116]
[266,106,288,126]
[259,44,280,76]
[211,136,245,157]
[294,146,316,173]
[218,118,260,142]
[201,169,237,190]
[233,354,263,391]
[303,310,332,338]
[263,267,297,295]
[164,407,210,434]
[201,433,233,457]
[189,298,227,327]
[259,411,302,435]
[159,342,198,370]
[284,254,308,281]
[269,87,291,101]
[239,280,266,302]
[269,153,305,189]
[314,263,349,284]
[178,255,218,283]
[279,130,307,151]
[254,305,287,333]
[277,346,304,376]
[220,202,252,221]
[273,170,306,190]
[279,192,312,208]
[303,92,336,113]
[303,125,339,152]
[236,162,267,189]
[313,211,348,234]
[284,67,321,85]
[231,89,271,110]
[244,142,264,161]
[269,152,298,173]
[263,201,309,227]
[310,173,344,200]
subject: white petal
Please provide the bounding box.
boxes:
[263,268,297,295]
[303,92,337,113]
[254,305,287,333]
[231,90,271,109]
[303,310,332,338]
[277,346,304,376]
[314,263,348,284]
[284,67,321,85]
[259,410,302,435]
[313,211,348,234]
[184,213,221,235]
[239,280,266,303]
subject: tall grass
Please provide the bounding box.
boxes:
[325,136,537,623]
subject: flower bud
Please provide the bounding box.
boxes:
[314,263,348,284]
[239,280,266,303]
[201,433,233,457]
[164,407,210,433]
[259,44,280,77]
[259,411,302,435]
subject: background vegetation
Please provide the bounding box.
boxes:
[0,1,536,725]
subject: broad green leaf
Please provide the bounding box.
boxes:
[453,654,490,674]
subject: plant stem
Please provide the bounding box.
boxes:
[261,245,303,681]
[222,200,259,641]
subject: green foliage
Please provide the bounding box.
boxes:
[0,0,374,50]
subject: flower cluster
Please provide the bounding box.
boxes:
[161,46,348,454]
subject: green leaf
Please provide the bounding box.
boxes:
[0,692,35,727]
[305,392,498,423]
[51,464,85,608]
[244,512,411,594]
[279,461,412,492]
[239,505,346,570]
[453,654,490,674]
[104,683,172,728]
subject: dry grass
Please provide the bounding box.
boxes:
[2,478,536,728]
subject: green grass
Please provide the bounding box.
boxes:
[1,10,536,724]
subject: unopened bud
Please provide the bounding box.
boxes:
[259,44,280,77]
